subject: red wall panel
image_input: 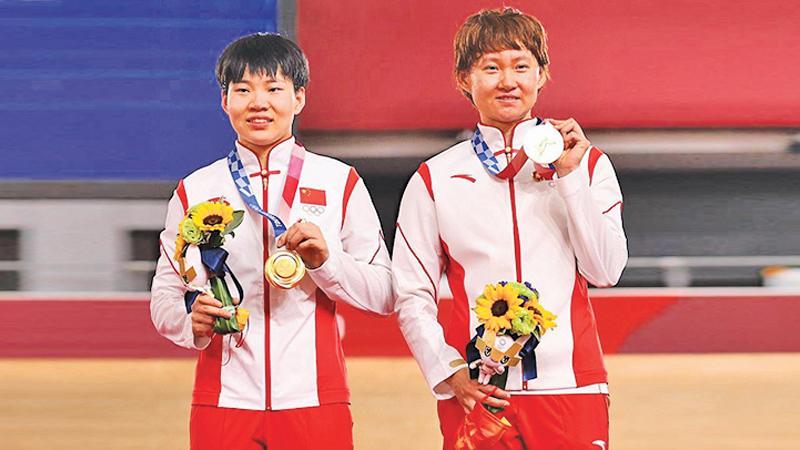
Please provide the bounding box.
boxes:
[3,290,799,358]
[297,1,799,129]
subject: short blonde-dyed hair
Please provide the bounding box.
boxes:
[454,7,550,101]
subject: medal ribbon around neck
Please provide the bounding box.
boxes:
[471,118,542,177]
[227,142,305,237]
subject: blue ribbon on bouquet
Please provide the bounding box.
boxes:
[466,324,540,382]
[183,246,245,314]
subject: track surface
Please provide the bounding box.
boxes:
[1,354,798,449]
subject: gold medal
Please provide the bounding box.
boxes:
[265,250,306,289]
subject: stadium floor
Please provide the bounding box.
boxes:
[1,354,798,449]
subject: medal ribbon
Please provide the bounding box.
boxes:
[227,142,305,237]
[470,118,543,177]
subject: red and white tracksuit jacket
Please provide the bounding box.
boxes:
[393,120,627,398]
[150,138,392,411]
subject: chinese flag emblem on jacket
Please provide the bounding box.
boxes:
[299,187,326,206]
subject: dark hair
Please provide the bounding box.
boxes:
[215,33,309,92]
[454,8,550,101]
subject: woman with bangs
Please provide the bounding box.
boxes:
[393,8,627,449]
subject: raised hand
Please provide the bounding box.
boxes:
[276,220,330,269]
[548,117,591,178]
[191,293,232,338]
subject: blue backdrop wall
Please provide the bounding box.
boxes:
[0,0,278,180]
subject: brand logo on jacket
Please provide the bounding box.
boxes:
[450,174,476,183]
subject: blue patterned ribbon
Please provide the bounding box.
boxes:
[227,149,288,236]
[470,118,546,176]
[470,130,503,176]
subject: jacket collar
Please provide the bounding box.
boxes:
[235,136,296,175]
[476,118,540,180]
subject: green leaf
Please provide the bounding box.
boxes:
[224,210,245,236]
[207,232,224,247]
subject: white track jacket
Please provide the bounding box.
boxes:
[393,120,627,399]
[151,138,392,411]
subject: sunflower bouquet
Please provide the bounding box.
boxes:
[469,281,557,405]
[455,281,557,450]
[174,199,248,335]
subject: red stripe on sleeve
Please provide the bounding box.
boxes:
[417,162,434,201]
[602,201,624,215]
[341,167,360,228]
[176,179,188,213]
[588,147,604,186]
[159,239,182,278]
[315,289,350,405]
[367,232,382,264]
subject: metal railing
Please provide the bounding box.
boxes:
[627,256,800,287]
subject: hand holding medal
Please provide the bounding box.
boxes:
[276,220,329,268]
[522,121,563,167]
[541,118,592,177]
[268,219,328,288]
[227,143,318,290]
[522,118,592,178]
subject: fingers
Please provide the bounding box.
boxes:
[193,304,231,319]
[461,397,476,413]
[475,385,511,409]
[477,383,511,399]
[191,294,232,319]
[548,117,585,142]
[192,322,214,338]
[294,239,325,254]
[481,394,511,409]
[464,384,510,410]
[276,219,306,248]
[278,221,322,251]
[192,314,215,326]
[195,294,222,308]
[276,222,329,269]
[275,226,294,248]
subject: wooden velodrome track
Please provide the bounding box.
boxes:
[1,354,799,449]
[2,289,800,449]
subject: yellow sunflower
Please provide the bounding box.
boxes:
[191,201,234,233]
[474,283,524,332]
[523,298,558,332]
